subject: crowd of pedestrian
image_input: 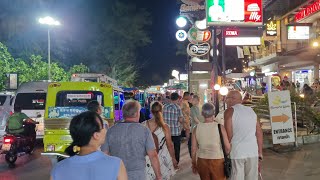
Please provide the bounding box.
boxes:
[50,90,263,180]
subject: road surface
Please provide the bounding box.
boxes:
[0,141,319,180]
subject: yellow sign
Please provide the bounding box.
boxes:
[266,21,277,36]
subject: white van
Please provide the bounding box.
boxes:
[12,81,50,138]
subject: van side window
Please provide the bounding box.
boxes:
[56,91,104,107]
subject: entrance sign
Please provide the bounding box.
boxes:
[295,0,320,22]
[268,91,295,144]
[206,0,263,26]
[187,42,210,56]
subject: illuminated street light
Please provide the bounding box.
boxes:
[38,16,61,81]
[172,70,180,80]
[176,16,187,28]
[219,86,229,96]
[214,84,221,91]
[313,41,319,47]
[299,93,305,98]
[39,16,61,26]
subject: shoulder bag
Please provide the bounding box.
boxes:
[218,124,232,178]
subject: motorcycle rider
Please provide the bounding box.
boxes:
[7,105,37,136]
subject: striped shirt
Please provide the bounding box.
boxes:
[163,103,183,136]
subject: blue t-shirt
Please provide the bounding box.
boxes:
[51,151,121,180]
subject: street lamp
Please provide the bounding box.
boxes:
[313,41,319,47]
[176,16,187,28]
[38,16,61,81]
[219,86,229,110]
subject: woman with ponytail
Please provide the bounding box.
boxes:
[144,101,178,180]
[50,111,128,180]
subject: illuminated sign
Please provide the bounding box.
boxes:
[187,42,211,56]
[176,30,187,41]
[287,26,310,40]
[188,27,211,43]
[266,21,277,36]
[295,0,320,22]
[206,0,263,27]
[225,30,239,36]
[225,37,261,46]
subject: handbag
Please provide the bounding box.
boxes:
[218,124,232,178]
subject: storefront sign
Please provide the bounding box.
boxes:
[225,30,239,36]
[287,26,310,40]
[180,4,205,12]
[206,0,263,26]
[266,20,277,36]
[188,27,211,43]
[187,42,210,56]
[268,91,295,144]
[295,0,320,22]
[225,37,261,46]
[176,30,188,41]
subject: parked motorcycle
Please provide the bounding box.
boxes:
[1,122,38,168]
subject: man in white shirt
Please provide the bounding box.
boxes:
[224,90,263,180]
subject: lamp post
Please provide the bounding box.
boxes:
[38,16,61,81]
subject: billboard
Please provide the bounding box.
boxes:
[287,26,310,40]
[206,0,263,26]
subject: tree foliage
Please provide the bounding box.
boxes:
[0,42,89,90]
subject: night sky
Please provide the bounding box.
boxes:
[0,0,186,86]
[133,0,186,86]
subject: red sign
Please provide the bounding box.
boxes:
[244,0,263,23]
[295,0,320,22]
[225,30,239,36]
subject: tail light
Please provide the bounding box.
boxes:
[9,111,13,116]
[4,137,13,144]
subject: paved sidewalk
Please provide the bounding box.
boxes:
[173,141,320,180]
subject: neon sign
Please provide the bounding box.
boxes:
[295,0,320,22]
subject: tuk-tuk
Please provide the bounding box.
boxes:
[41,82,114,162]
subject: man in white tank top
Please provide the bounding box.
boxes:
[224,90,263,180]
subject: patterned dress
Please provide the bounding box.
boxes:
[145,127,175,180]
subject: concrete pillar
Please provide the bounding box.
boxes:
[314,63,319,82]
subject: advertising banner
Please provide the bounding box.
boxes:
[206,0,263,27]
[268,91,295,144]
[287,26,310,40]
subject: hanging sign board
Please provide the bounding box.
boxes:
[187,42,210,56]
[206,0,263,27]
[268,90,295,144]
[266,20,277,36]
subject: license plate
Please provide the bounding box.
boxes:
[2,144,11,151]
